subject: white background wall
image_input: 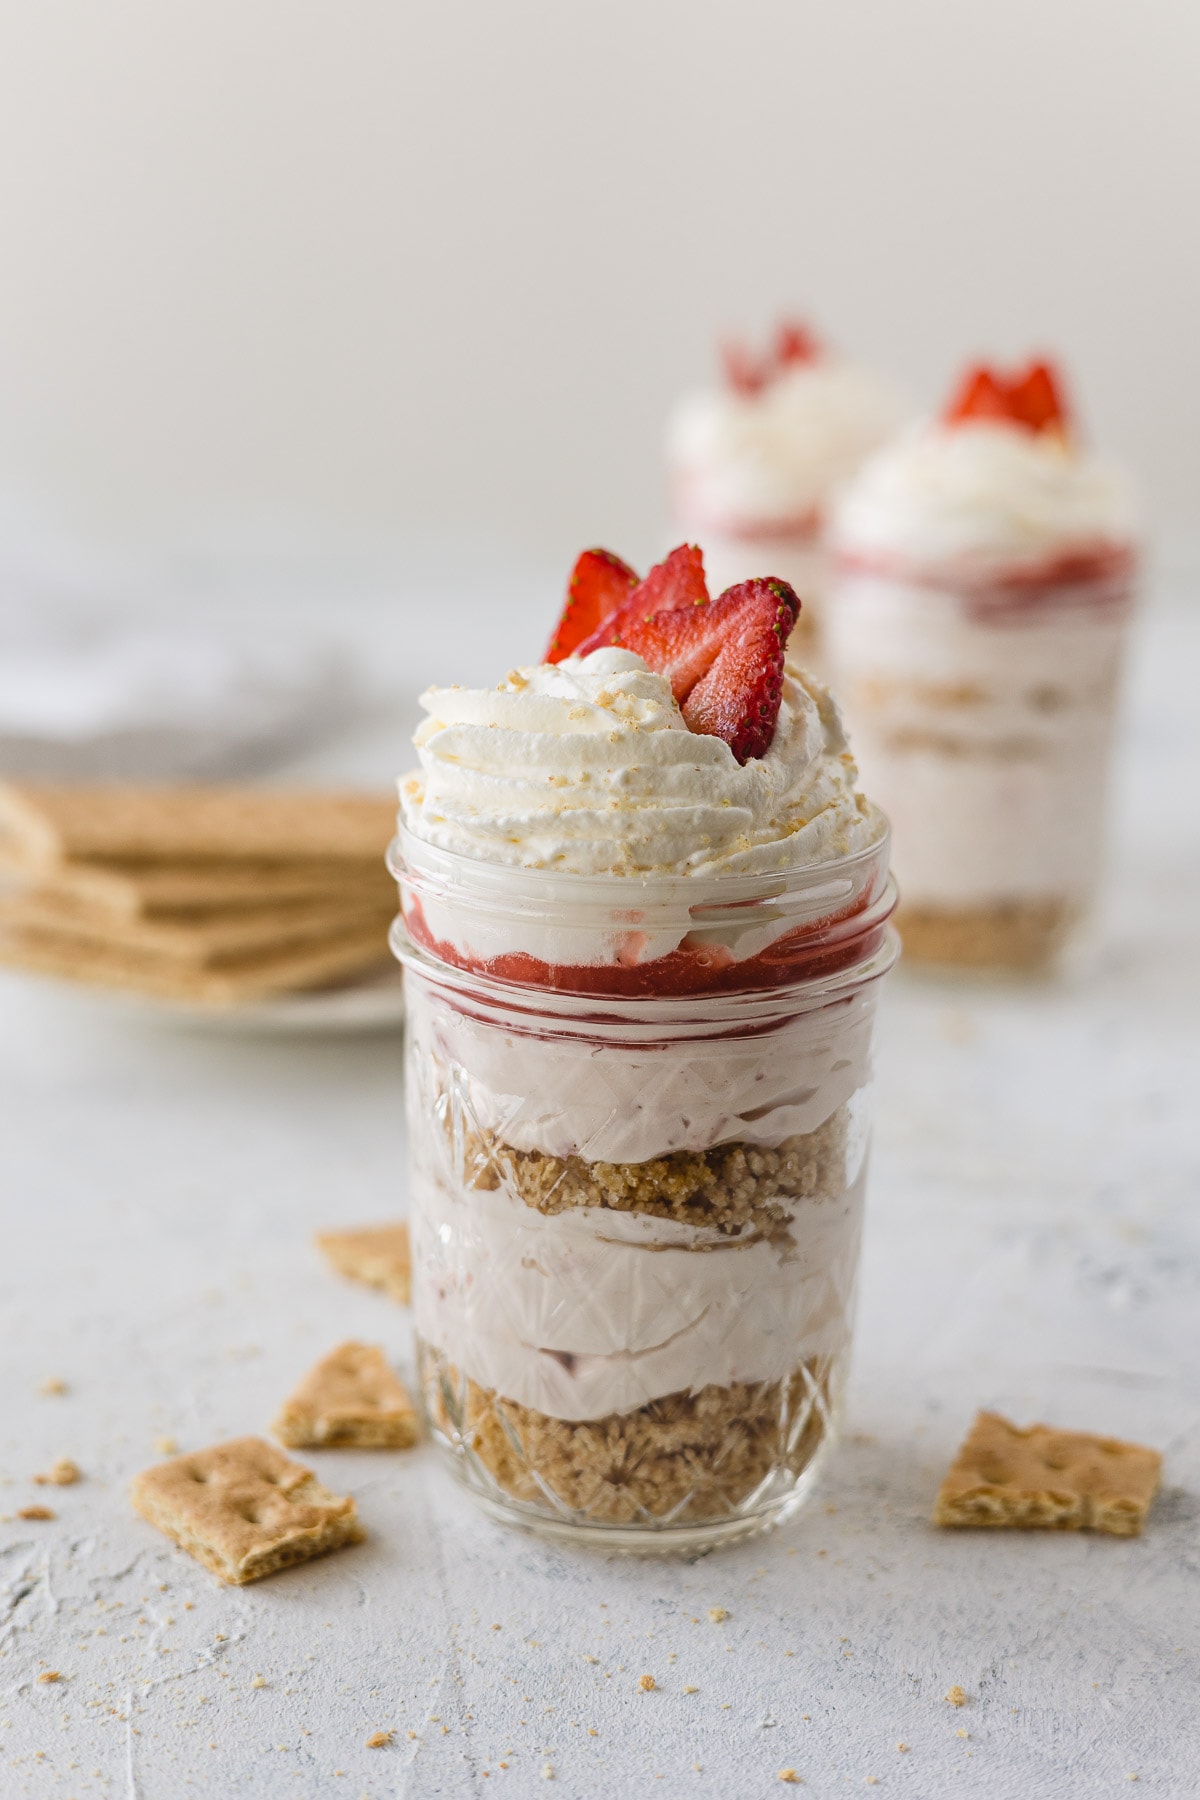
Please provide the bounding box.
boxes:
[0,0,1196,577]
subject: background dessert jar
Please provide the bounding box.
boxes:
[391,586,898,1550]
[826,359,1140,972]
[665,320,908,664]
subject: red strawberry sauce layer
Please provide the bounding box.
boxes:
[836,539,1136,623]
[402,889,894,1000]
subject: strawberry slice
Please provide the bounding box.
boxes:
[775,320,821,368]
[574,544,709,658]
[1009,359,1068,433]
[942,364,1012,426]
[622,578,800,765]
[545,548,638,663]
[943,357,1070,435]
[721,341,769,396]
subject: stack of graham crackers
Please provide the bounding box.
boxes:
[0,783,398,1007]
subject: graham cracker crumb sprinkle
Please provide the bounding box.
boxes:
[37,1672,62,1684]
[897,1742,909,1752]
[946,1686,967,1707]
[683,1685,699,1694]
[638,1675,656,1691]
[365,1731,393,1748]
[34,1458,81,1486]
[778,1773,800,1785]
[155,1437,178,1456]
[18,1505,55,1521]
[38,1378,68,1396]
[250,1676,267,1689]
[708,1607,729,1623]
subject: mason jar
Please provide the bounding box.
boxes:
[389,824,898,1552]
[825,546,1137,972]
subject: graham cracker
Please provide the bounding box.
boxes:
[0,848,393,922]
[933,1411,1162,1536]
[0,784,396,868]
[273,1342,419,1449]
[0,918,391,1006]
[315,1223,411,1304]
[0,891,393,967]
[130,1436,364,1584]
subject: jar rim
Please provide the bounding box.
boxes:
[389,815,891,919]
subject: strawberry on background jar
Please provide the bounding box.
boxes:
[665,320,909,666]
[390,548,899,1550]
[826,359,1140,973]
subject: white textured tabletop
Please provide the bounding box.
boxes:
[2,567,1199,1800]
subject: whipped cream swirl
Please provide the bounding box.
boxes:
[833,419,1139,570]
[400,647,880,877]
[667,356,909,531]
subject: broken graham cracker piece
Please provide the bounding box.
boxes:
[0,848,392,923]
[273,1342,418,1450]
[933,1411,1162,1537]
[0,890,393,967]
[33,1457,81,1486]
[315,1223,411,1304]
[130,1436,364,1584]
[0,783,396,869]
[0,918,391,1007]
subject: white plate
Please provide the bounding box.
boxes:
[11,961,408,1036]
[149,963,406,1035]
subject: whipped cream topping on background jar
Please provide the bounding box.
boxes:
[391,648,898,1550]
[827,409,1140,971]
[666,337,909,660]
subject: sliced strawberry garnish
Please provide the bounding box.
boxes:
[1009,359,1068,433]
[574,544,709,658]
[721,341,769,396]
[942,364,1012,426]
[942,357,1070,435]
[775,320,821,367]
[545,548,638,663]
[623,578,800,765]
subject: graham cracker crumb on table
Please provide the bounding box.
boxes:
[37,1671,62,1684]
[778,1773,800,1785]
[708,1606,729,1623]
[638,1674,656,1691]
[34,1458,81,1487]
[18,1505,56,1521]
[38,1377,68,1396]
[365,1731,393,1748]
[945,1686,967,1707]
[933,1411,1162,1536]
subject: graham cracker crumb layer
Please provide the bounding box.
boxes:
[897,899,1079,971]
[420,1343,833,1527]
[458,1105,852,1234]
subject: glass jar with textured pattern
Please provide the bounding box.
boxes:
[390,824,898,1552]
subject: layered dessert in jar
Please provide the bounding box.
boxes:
[827,359,1140,971]
[666,321,908,659]
[390,546,898,1548]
